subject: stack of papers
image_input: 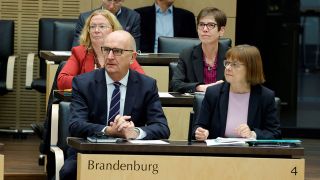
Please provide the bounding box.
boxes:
[128,140,169,145]
[158,92,174,98]
[205,137,255,146]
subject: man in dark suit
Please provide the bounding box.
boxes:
[135,0,197,53]
[72,0,141,49]
[60,30,170,180]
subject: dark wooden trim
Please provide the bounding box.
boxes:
[68,138,304,158]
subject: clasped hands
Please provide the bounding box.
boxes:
[195,124,256,141]
[105,115,139,139]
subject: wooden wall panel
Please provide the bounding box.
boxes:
[0,0,84,130]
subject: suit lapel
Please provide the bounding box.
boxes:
[95,69,108,124]
[150,5,156,44]
[172,6,180,36]
[124,70,138,116]
[247,86,260,126]
[219,83,229,135]
[192,44,204,82]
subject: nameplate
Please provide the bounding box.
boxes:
[77,154,304,180]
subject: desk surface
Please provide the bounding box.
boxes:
[68,138,304,158]
[54,91,193,107]
[40,50,69,63]
[136,53,179,66]
[40,50,179,65]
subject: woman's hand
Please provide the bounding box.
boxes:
[195,127,209,141]
[235,124,256,139]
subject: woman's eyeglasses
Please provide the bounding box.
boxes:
[89,24,111,32]
[223,60,244,68]
[198,22,217,30]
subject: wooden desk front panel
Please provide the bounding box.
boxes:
[77,154,304,180]
[0,154,3,180]
[142,66,169,92]
[163,107,192,140]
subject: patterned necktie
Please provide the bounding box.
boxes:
[108,82,121,125]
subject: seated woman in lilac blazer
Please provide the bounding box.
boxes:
[193,45,281,140]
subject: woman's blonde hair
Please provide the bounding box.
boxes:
[225,44,266,85]
[79,9,122,48]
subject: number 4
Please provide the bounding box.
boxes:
[291,167,298,175]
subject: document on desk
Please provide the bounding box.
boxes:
[50,51,71,56]
[206,137,255,146]
[158,92,174,98]
[128,140,169,144]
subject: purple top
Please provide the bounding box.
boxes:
[203,56,218,84]
[224,91,250,137]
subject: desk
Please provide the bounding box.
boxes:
[40,51,179,105]
[54,91,193,140]
[68,138,305,180]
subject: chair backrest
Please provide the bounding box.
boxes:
[57,101,71,154]
[53,21,77,51]
[38,18,77,78]
[274,97,281,121]
[0,20,14,94]
[168,61,178,91]
[219,38,232,48]
[188,93,205,142]
[192,93,205,123]
[158,36,200,54]
[158,37,232,54]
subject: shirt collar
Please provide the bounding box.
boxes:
[155,3,173,14]
[116,7,122,16]
[101,6,122,16]
[105,70,129,87]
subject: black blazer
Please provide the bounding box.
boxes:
[171,42,229,93]
[135,4,197,52]
[193,82,281,139]
[72,6,141,49]
[69,68,170,140]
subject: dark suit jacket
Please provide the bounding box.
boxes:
[171,42,229,93]
[193,82,281,139]
[135,4,197,52]
[69,68,170,140]
[72,6,141,49]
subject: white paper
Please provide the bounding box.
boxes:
[158,92,174,98]
[128,140,169,144]
[137,53,150,56]
[205,137,255,146]
[50,51,71,56]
